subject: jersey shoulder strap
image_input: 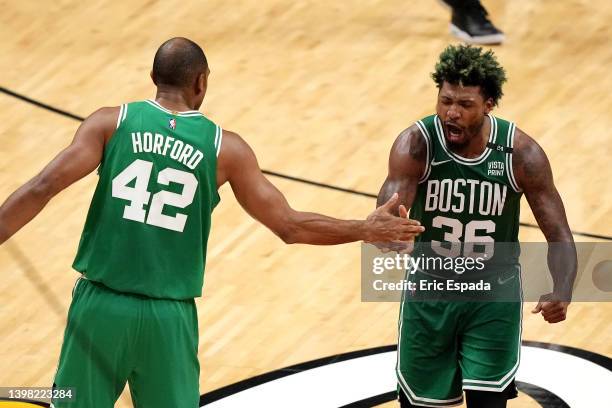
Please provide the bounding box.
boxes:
[493,116,521,192]
[414,115,437,183]
[115,100,150,129]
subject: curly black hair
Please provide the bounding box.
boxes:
[432,44,507,106]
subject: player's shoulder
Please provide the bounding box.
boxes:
[84,106,122,133]
[512,126,546,160]
[393,120,430,156]
[396,113,438,144]
[387,123,429,177]
[90,105,121,119]
[216,129,258,185]
[218,129,242,144]
[217,129,252,159]
[510,126,552,189]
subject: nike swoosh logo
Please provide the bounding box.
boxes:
[431,159,452,166]
[497,275,515,285]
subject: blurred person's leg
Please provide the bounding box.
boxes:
[439,0,505,45]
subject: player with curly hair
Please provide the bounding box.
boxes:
[376,44,576,407]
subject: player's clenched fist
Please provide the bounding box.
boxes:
[531,293,570,323]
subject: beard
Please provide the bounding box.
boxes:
[444,116,486,149]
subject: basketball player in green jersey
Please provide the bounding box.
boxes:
[0,38,424,408]
[376,45,577,407]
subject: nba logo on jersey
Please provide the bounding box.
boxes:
[169,118,176,130]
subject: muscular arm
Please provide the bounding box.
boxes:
[216,130,424,245]
[376,125,427,213]
[513,129,576,317]
[0,107,118,245]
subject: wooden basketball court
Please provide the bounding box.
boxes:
[0,1,610,406]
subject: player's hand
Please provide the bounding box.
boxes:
[365,193,424,245]
[531,293,570,323]
[368,203,416,253]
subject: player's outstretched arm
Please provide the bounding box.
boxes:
[513,128,577,323]
[374,125,428,250]
[0,107,118,245]
[216,130,424,245]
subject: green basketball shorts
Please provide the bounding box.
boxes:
[396,299,522,407]
[52,277,200,408]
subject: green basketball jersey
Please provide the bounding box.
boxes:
[73,100,222,299]
[409,114,522,269]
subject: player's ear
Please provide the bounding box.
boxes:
[483,97,495,114]
[150,70,157,86]
[196,72,207,95]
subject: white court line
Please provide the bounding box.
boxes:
[204,346,612,408]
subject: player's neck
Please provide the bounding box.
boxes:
[154,88,196,112]
[448,115,491,159]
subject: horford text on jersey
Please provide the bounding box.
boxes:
[131,131,204,170]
